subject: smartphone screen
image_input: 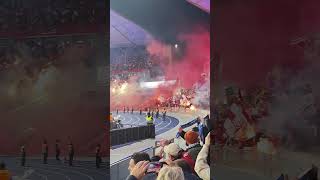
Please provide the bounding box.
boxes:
[147,162,162,173]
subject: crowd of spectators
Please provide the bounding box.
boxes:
[125,117,212,180]
[110,46,163,81]
[0,0,105,35]
[111,47,150,71]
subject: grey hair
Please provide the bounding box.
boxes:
[157,166,185,180]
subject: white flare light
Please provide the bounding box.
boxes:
[140,80,176,89]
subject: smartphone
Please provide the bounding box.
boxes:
[146,162,163,173]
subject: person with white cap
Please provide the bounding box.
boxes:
[163,143,196,174]
[163,143,183,162]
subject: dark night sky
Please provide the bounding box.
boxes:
[110,0,210,44]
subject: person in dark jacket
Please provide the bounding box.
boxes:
[173,159,200,180]
[180,129,202,162]
[162,110,166,121]
[68,143,74,166]
[95,144,102,168]
[156,109,159,119]
[42,140,48,164]
[55,139,61,161]
[20,145,26,166]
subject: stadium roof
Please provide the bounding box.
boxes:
[110,9,153,48]
[186,0,210,13]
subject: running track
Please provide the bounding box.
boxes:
[112,112,179,135]
[1,157,108,180]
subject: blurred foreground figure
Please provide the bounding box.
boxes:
[0,162,11,180]
[162,110,167,122]
[55,139,61,161]
[68,143,74,166]
[195,133,211,180]
[96,144,102,168]
[20,145,26,166]
[42,140,48,164]
[157,166,185,180]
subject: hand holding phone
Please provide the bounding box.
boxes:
[146,162,162,173]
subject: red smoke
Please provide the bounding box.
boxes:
[110,27,210,110]
[147,27,210,88]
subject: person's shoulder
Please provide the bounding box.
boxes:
[184,172,201,180]
[187,145,202,154]
[125,175,138,180]
[142,173,157,180]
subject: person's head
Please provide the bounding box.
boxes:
[192,126,199,133]
[128,152,151,173]
[164,143,182,161]
[0,162,5,170]
[196,116,201,123]
[157,166,185,180]
[150,156,161,162]
[172,159,192,173]
[184,130,200,145]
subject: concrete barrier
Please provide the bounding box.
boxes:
[110,125,155,146]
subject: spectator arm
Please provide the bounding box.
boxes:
[180,130,186,140]
[195,144,210,180]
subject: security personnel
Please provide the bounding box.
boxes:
[139,109,142,115]
[20,145,26,167]
[95,144,101,168]
[55,139,61,161]
[146,114,154,125]
[68,143,74,166]
[42,140,48,164]
[162,110,167,121]
[156,109,159,119]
